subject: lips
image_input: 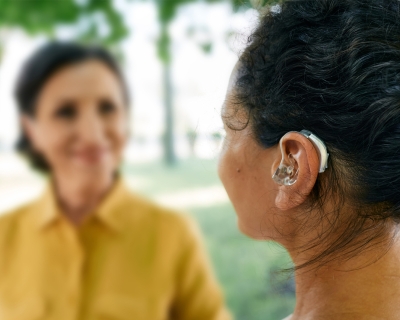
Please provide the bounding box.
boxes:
[73,148,109,164]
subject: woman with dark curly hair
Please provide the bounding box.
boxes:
[218,0,400,319]
[0,42,231,320]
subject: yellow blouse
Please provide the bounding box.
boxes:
[0,178,231,320]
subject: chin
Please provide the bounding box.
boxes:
[237,220,271,241]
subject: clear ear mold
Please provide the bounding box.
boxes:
[272,154,299,186]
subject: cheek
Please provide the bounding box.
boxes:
[218,142,248,207]
[218,140,278,239]
[217,139,235,188]
[107,118,128,158]
[36,123,71,160]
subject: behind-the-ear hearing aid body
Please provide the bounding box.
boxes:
[272,130,329,186]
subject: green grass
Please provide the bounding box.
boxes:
[122,158,220,194]
[191,204,295,320]
[122,158,296,320]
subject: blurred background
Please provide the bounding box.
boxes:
[0,0,294,319]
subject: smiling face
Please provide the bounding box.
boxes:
[22,59,128,181]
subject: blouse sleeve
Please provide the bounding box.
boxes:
[170,215,233,320]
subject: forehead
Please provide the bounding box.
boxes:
[222,61,247,122]
[38,59,123,101]
[227,61,241,93]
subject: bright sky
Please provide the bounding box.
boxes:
[0,2,258,157]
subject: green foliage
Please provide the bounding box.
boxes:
[200,42,212,54]
[154,0,279,63]
[0,0,127,44]
[82,0,128,45]
[157,26,171,63]
[0,0,77,34]
[156,0,192,24]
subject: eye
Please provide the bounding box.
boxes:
[54,102,77,120]
[98,99,116,115]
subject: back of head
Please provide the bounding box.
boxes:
[234,0,400,269]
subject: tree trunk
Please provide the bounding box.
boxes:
[156,14,177,166]
[163,60,176,166]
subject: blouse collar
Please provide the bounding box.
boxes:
[35,176,130,233]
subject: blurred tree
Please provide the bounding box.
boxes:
[0,0,127,61]
[154,0,278,165]
[0,0,278,166]
[187,128,198,157]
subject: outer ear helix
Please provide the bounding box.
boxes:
[272,130,329,186]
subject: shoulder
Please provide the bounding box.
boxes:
[120,189,202,242]
[154,205,201,243]
[0,201,37,245]
[0,201,36,229]
[127,191,198,230]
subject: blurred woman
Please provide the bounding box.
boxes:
[218,0,400,319]
[0,42,231,320]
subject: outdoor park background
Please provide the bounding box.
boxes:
[0,1,295,319]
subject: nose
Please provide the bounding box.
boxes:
[76,108,106,147]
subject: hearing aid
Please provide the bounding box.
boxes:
[272,130,329,186]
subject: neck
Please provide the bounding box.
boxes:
[52,171,115,226]
[290,229,400,320]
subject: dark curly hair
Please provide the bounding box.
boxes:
[233,0,400,271]
[14,42,129,172]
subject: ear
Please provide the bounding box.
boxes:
[20,115,42,152]
[272,131,320,211]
